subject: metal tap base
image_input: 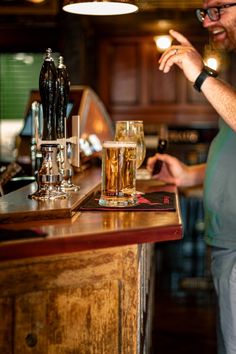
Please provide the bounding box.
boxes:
[29,182,68,201]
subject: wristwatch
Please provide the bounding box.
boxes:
[193,66,218,92]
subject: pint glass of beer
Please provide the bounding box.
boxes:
[99,141,138,207]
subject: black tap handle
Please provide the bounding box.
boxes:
[56,56,70,139]
[39,48,58,141]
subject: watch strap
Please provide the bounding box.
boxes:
[193,66,218,92]
[193,70,209,92]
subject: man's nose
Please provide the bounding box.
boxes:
[202,14,216,28]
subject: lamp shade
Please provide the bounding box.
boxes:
[62,0,138,15]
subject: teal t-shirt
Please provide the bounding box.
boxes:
[204,118,236,249]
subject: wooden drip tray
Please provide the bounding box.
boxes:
[0,168,101,224]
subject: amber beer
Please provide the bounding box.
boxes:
[99,141,138,207]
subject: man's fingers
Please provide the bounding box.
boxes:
[169,29,192,46]
[159,47,177,69]
[159,52,183,73]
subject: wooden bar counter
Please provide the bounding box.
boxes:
[0,168,183,354]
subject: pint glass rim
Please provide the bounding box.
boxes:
[115,120,143,124]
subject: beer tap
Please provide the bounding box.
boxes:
[29,48,67,200]
[30,101,39,175]
[56,56,79,192]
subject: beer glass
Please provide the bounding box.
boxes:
[99,141,138,207]
[115,120,146,169]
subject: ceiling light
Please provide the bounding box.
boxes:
[62,0,138,16]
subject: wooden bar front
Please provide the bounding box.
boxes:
[0,169,183,353]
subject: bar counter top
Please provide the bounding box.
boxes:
[0,168,183,262]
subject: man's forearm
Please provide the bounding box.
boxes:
[185,163,206,187]
[201,76,236,131]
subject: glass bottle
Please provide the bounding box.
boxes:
[152,124,168,175]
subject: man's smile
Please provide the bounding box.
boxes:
[209,26,227,43]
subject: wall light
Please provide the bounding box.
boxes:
[26,0,46,3]
[205,57,218,71]
[203,45,221,71]
[153,35,172,52]
[63,0,138,16]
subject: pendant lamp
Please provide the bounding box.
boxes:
[62,0,138,16]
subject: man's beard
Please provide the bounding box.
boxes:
[210,33,235,52]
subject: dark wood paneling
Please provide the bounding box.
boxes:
[149,64,178,103]
[98,35,219,127]
[110,43,139,105]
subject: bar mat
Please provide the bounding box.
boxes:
[78,191,176,211]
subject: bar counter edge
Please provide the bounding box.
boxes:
[0,167,183,262]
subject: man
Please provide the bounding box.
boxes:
[147,1,236,353]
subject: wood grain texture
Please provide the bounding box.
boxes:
[0,297,13,353]
[15,284,119,353]
[0,245,148,353]
[0,248,123,296]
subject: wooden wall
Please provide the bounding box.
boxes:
[97,35,220,128]
[96,33,236,129]
[0,8,235,129]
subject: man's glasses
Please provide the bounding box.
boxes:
[196,3,236,22]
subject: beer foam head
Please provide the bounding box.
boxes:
[116,120,143,124]
[103,141,136,148]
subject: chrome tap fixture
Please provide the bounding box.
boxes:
[56,56,79,192]
[29,48,79,200]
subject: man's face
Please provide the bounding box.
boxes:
[202,0,236,50]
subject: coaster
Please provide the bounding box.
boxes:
[79,191,176,211]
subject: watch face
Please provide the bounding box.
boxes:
[204,66,218,77]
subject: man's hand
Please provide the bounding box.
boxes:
[159,29,204,83]
[147,153,206,187]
